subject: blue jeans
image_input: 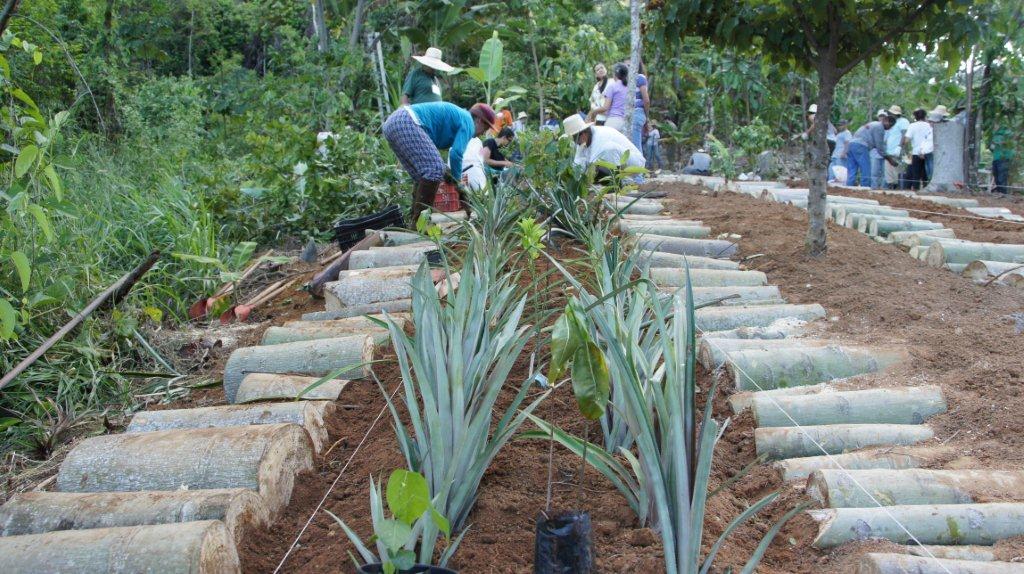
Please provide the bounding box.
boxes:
[845,142,871,186]
[871,156,885,189]
[925,154,934,181]
[993,158,1011,194]
[644,140,664,170]
[631,108,646,153]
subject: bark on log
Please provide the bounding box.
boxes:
[728,382,831,412]
[699,337,827,369]
[856,553,1021,574]
[890,229,957,247]
[430,211,468,223]
[807,468,1024,508]
[283,314,408,330]
[0,489,268,540]
[619,220,712,239]
[379,231,427,246]
[916,195,979,208]
[835,205,909,225]
[856,215,918,233]
[926,241,1024,268]
[753,386,946,427]
[324,266,443,310]
[0,520,240,574]
[963,261,1024,282]
[686,286,782,307]
[727,346,906,391]
[261,325,390,346]
[695,303,826,332]
[607,198,664,215]
[348,246,439,270]
[637,250,740,270]
[946,263,967,274]
[222,335,372,403]
[774,446,954,481]
[906,546,997,561]
[57,424,313,515]
[650,268,767,288]
[756,424,934,460]
[810,503,1024,547]
[126,402,336,453]
[301,299,412,321]
[619,214,695,222]
[767,189,878,206]
[702,325,796,342]
[634,234,738,258]
[870,219,946,237]
[235,373,347,404]
[307,233,381,298]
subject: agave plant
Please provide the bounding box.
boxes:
[528,262,800,573]
[379,240,548,565]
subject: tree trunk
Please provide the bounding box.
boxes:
[0,0,21,37]
[348,0,368,50]
[926,121,966,192]
[806,60,839,256]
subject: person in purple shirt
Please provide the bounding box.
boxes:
[587,64,629,134]
[383,101,496,224]
[845,114,898,187]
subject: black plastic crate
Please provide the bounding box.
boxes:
[332,206,404,251]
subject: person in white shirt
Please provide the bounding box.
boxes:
[901,108,933,189]
[885,105,910,188]
[563,114,645,182]
[513,111,527,133]
[461,137,487,191]
[589,64,610,126]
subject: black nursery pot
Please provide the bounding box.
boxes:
[534,510,594,574]
[357,564,457,574]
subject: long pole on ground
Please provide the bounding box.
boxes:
[0,251,161,392]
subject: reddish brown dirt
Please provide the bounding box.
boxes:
[193,190,1024,572]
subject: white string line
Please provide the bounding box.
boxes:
[273,381,402,573]
[697,329,953,574]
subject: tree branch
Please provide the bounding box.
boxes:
[793,2,821,56]
[0,0,21,37]
[837,0,938,77]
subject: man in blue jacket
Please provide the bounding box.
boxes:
[383,102,496,224]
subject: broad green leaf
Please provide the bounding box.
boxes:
[171,252,226,268]
[0,417,20,431]
[429,506,451,539]
[464,66,487,84]
[11,88,38,111]
[11,251,30,292]
[547,312,577,382]
[385,468,431,525]
[15,145,39,178]
[26,204,55,242]
[33,50,42,65]
[570,341,610,420]
[479,31,503,83]
[0,54,9,79]
[390,549,416,570]
[0,298,16,340]
[376,519,412,554]
[42,164,63,200]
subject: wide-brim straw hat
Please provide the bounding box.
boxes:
[413,47,454,73]
[517,112,528,120]
[563,115,593,137]
[929,105,950,117]
[888,105,903,116]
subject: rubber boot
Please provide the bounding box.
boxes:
[409,179,440,228]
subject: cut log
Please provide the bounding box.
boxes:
[430,210,468,223]
[869,219,946,237]
[856,215,918,234]
[57,424,313,515]
[633,234,738,258]
[348,246,438,270]
[126,402,336,453]
[637,250,740,270]
[650,268,767,288]
[261,325,390,346]
[963,261,1024,282]
[834,205,910,225]
[727,346,906,391]
[926,241,1024,268]
[907,546,997,561]
[619,220,711,239]
[619,214,696,223]
[379,230,427,246]
[687,286,782,306]
[702,325,796,341]
[695,303,826,332]
[807,468,1024,508]
[774,446,954,481]
[753,386,945,427]
[857,553,1022,574]
[810,503,1024,548]
[906,235,967,249]
[699,337,827,369]
[966,207,1024,222]
[0,520,240,574]
[222,335,372,403]
[889,229,957,246]
[235,373,347,404]
[945,263,967,274]
[324,266,444,310]
[606,197,664,215]
[728,383,830,412]
[0,489,268,539]
[282,314,408,330]
[301,299,412,321]
[755,423,934,460]
[917,194,979,208]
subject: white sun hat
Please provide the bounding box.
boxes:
[807,104,818,114]
[413,47,454,73]
[563,115,594,137]
[888,105,903,115]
